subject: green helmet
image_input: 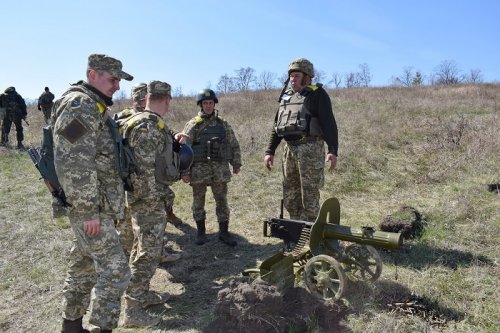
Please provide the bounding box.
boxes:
[196,89,218,105]
[288,58,314,78]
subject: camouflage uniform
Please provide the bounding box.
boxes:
[38,88,55,124]
[124,81,175,304]
[265,58,338,221]
[114,83,147,255]
[183,110,241,244]
[0,87,27,147]
[53,54,133,331]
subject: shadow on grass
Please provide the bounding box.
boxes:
[148,221,285,331]
[344,279,466,327]
[380,243,496,270]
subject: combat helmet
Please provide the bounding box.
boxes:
[4,86,15,93]
[288,58,314,78]
[196,89,218,105]
[178,144,194,172]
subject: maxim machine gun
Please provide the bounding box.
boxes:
[244,198,403,300]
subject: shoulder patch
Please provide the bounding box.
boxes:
[96,102,106,113]
[193,116,204,124]
[58,118,89,144]
[69,99,81,109]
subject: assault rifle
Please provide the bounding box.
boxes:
[28,147,72,208]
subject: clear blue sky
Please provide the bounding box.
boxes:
[1,0,499,100]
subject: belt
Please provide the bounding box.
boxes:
[286,136,322,145]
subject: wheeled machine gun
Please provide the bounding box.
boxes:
[244,198,403,300]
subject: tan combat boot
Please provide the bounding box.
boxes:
[120,297,161,328]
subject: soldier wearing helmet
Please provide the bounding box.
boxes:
[264,58,339,222]
[181,89,242,246]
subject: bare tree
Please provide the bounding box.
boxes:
[413,72,423,86]
[234,67,256,91]
[330,72,342,88]
[392,66,415,87]
[465,69,483,83]
[172,86,183,97]
[357,63,372,87]
[432,60,463,85]
[256,71,278,90]
[345,72,360,88]
[313,69,327,86]
[216,74,236,94]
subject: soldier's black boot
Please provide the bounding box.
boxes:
[218,221,237,247]
[61,317,90,333]
[17,141,25,150]
[195,220,208,245]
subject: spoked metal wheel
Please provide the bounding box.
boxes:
[303,255,346,300]
[343,244,383,282]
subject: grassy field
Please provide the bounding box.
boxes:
[0,84,499,332]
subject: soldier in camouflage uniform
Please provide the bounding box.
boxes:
[0,86,27,149]
[120,81,188,328]
[114,83,182,264]
[52,54,133,333]
[37,86,55,124]
[114,83,147,256]
[264,58,338,222]
[181,89,241,246]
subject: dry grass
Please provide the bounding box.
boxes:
[0,84,499,332]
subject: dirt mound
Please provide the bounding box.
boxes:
[380,206,423,239]
[205,278,350,333]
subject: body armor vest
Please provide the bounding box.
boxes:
[274,85,323,138]
[118,111,180,185]
[191,117,232,162]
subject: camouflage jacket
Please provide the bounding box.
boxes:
[51,81,125,221]
[0,91,27,118]
[125,109,172,205]
[183,111,242,184]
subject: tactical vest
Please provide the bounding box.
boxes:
[274,85,323,137]
[118,111,180,185]
[191,116,232,162]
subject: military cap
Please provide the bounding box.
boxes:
[148,80,171,96]
[131,83,147,101]
[288,58,315,78]
[87,53,133,81]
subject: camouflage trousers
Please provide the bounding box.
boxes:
[125,199,167,300]
[191,182,229,223]
[41,105,52,124]
[62,216,131,329]
[282,140,325,221]
[2,113,23,143]
[117,188,175,256]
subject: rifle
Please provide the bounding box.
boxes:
[27,147,72,208]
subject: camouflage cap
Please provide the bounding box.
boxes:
[288,58,314,78]
[148,80,171,96]
[131,83,147,101]
[87,53,133,81]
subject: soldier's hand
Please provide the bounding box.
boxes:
[264,155,274,170]
[83,219,101,236]
[233,168,240,175]
[326,153,337,171]
[174,132,190,144]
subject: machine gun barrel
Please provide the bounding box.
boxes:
[323,224,402,250]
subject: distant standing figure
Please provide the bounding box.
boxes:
[37,86,55,123]
[264,58,339,222]
[181,89,242,246]
[0,86,27,149]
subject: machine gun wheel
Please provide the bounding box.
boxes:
[343,244,382,282]
[303,255,346,300]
